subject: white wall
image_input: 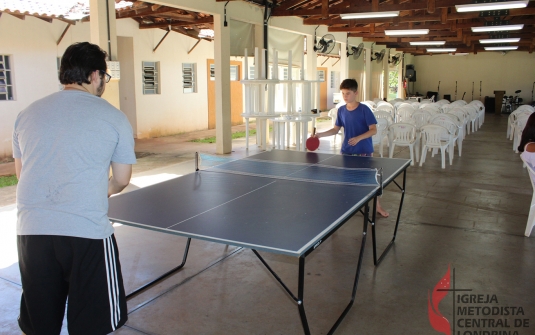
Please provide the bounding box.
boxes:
[0,14,82,157]
[116,19,214,138]
[0,13,216,158]
[411,52,535,103]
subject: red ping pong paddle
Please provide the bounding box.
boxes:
[306,128,320,151]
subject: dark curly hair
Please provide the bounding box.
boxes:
[59,42,107,85]
[518,113,535,152]
[340,78,358,91]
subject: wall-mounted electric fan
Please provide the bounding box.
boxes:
[389,52,402,66]
[371,49,386,63]
[347,43,364,59]
[314,34,336,54]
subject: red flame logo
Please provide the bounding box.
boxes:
[428,265,451,335]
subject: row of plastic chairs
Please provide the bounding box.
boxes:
[372,103,487,168]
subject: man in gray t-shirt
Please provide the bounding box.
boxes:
[12,42,136,335]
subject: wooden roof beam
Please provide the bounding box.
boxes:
[117,5,179,19]
[139,17,213,29]
[322,0,329,19]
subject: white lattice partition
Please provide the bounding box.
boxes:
[240,47,279,150]
[241,48,322,151]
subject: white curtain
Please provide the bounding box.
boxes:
[230,20,254,57]
[371,55,384,100]
[348,48,365,101]
[268,28,304,67]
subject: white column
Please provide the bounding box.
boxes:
[339,38,349,82]
[214,13,232,154]
[89,0,117,60]
[89,0,119,109]
[364,48,372,101]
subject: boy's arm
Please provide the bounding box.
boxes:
[314,126,342,138]
[348,124,377,146]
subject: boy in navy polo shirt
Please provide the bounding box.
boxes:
[314,79,389,217]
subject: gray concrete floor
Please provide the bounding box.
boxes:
[1,114,535,335]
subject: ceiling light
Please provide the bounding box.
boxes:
[456,0,528,12]
[484,46,519,51]
[449,53,469,56]
[340,11,400,19]
[479,38,520,44]
[410,41,446,45]
[471,24,524,32]
[385,29,429,36]
[427,48,457,53]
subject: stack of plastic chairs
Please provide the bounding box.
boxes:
[372,118,390,157]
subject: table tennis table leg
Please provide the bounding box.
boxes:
[126,237,191,300]
[371,169,407,266]
[252,202,371,335]
[326,201,370,335]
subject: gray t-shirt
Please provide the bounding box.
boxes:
[12,90,136,239]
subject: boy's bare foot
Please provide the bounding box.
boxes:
[377,207,389,218]
[376,198,389,218]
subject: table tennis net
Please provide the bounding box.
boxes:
[202,156,380,187]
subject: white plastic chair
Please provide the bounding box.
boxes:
[440,104,453,114]
[410,111,431,130]
[451,100,467,106]
[419,124,452,169]
[508,109,533,140]
[462,106,479,134]
[447,109,469,140]
[374,110,394,125]
[372,118,389,157]
[519,155,535,237]
[388,123,419,165]
[376,100,393,108]
[429,114,463,159]
[513,115,530,153]
[396,106,415,123]
[376,104,394,117]
[469,100,485,128]
[431,114,462,157]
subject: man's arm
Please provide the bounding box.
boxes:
[108,162,132,197]
[14,158,22,180]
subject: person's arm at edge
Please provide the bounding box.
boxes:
[14,158,22,180]
[526,143,535,153]
[108,162,132,197]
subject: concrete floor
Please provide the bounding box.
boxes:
[1,114,535,335]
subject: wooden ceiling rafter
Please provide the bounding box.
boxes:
[271,0,535,54]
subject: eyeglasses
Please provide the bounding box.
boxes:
[99,70,112,83]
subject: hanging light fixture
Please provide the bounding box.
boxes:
[385,29,429,36]
[456,0,528,12]
[340,11,400,19]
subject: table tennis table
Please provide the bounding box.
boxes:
[108,150,410,334]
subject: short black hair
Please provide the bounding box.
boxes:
[59,42,107,85]
[340,78,358,91]
[518,113,535,152]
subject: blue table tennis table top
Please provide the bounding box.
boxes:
[108,150,410,257]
